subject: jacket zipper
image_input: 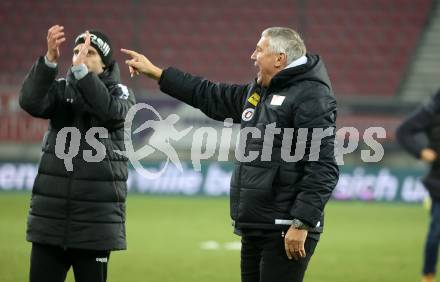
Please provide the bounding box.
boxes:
[63,129,74,250]
[236,162,242,225]
[63,171,73,250]
[235,85,262,226]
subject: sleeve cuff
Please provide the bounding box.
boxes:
[290,200,323,227]
[44,56,57,68]
[158,67,175,89]
[71,64,89,80]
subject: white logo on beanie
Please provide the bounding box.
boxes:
[75,33,111,57]
[89,34,111,56]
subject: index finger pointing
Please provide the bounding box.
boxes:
[121,48,139,57]
[86,31,92,44]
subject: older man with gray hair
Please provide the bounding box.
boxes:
[122,26,338,282]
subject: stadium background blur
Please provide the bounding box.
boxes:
[0,0,439,281]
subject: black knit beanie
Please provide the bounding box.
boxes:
[74,30,113,67]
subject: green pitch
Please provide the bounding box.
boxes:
[0,193,429,282]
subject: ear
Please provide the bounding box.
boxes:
[275,53,287,68]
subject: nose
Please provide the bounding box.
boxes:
[250,50,256,61]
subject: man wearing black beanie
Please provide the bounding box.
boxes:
[74,30,114,68]
[19,25,135,282]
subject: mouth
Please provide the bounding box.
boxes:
[254,62,261,76]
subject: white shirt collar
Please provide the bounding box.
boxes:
[284,55,307,69]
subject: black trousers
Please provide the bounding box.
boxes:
[241,233,318,282]
[29,243,110,282]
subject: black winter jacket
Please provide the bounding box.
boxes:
[20,57,135,250]
[396,90,440,199]
[159,54,339,235]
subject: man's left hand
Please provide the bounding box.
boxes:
[284,226,308,260]
[73,31,91,67]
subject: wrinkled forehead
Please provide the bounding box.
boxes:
[256,36,270,49]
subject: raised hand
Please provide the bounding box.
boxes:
[46,25,66,63]
[120,48,163,80]
[72,31,91,67]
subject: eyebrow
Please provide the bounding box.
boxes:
[73,47,97,54]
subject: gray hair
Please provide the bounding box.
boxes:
[261,27,306,65]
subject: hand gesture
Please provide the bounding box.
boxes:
[121,48,162,80]
[46,25,66,63]
[72,31,91,67]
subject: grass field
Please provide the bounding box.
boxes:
[0,193,430,282]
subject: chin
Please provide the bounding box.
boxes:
[259,78,269,87]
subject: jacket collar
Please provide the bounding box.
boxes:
[264,54,331,93]
[284,55,307,70]
[66,62,121,87]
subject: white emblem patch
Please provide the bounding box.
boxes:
[271,95,285,106]
[242,108,255,121]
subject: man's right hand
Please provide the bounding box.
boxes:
[421,148,437,163]
[46,25,66,63]
[120,48,163,80]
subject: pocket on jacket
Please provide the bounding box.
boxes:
[238,164,279,222]
[240,164,279,191]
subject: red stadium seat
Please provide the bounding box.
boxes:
[1,0,432,97]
